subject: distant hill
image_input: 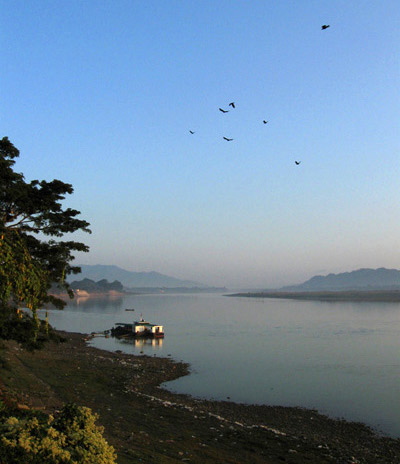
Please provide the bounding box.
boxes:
[70,278,124,293]
[74,265,206,289]
[280,268,400,292]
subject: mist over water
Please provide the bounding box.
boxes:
[41,293,400,437]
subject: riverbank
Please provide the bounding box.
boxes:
[227,290,400,302]
[1,331,399,463]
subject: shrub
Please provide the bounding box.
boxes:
[0,304,65,350]
[0,403,117,463]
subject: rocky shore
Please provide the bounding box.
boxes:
[1,331,399,463]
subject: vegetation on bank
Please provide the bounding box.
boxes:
[0,403,116,463]
[0,137,116,462]
[0,304,64,350]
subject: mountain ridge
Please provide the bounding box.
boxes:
[74,264,206,288]
[280,267,400,292]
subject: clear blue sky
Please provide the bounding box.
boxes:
[1,1,399,287]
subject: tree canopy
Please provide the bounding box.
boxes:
[0,137,91,338]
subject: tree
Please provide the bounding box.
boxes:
[0,137,91,340]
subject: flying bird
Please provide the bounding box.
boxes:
[219,108,229,113]
[223,137,233,141]
[263,120,268,124]
[295,161,301,165]
[229,102,235,108]
[189,130,195,134]
[321,25,330,30]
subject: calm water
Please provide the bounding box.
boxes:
[40,293,400,437]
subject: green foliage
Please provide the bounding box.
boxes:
[0,137,90,344]
[0,303,65,350]
[0,137,91,311]
[0,403,117,463]
[0,232,48,309]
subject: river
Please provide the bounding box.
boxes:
[39,292,400,437]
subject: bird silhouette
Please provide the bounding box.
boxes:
[223,137,233,141]
[229,102,235,108]
[189,130,195,134]
[295,161,301,165]
[321,25,330,30]
[219,108,229,113]
[263,120,268,124]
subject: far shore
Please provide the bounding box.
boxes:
[227,290,400,302]
[50,290,127,299]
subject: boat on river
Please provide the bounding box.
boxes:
[111,317,164,339]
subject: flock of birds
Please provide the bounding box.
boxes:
[189,24,331,166]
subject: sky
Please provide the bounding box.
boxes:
[1,1,399,288]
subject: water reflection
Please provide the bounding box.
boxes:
[119,337,164,349]
[69,295,124,310]
[133,338,164,348]
[99,333,164,354]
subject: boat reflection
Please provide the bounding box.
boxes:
[134,337,163,348]
[120,337,164,349]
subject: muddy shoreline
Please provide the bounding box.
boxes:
[1,331,399,463]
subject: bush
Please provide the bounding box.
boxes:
[0,403,117,463]
[0,304,65,350]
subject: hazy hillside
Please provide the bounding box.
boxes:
[70,278,124,293]
[74,265,205,288]
[280,268,400,292]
